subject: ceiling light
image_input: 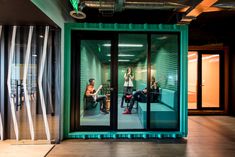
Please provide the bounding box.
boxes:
[39,35,44,38]
[32,54,37,57]
[70,10,86,20]
[106,54,135,57]
[156,36,168,40]
[103,43,143,47]
[108,59,130,62]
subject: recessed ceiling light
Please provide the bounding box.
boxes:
[156,36,168,40]
[103,43,143,47]
[108,59,130,62]
[106,54,135,57]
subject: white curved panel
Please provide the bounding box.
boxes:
[0,112,2,141]
[0,25,3,141]
[38,26,51,141]
[7,26,19,140]
[23,26,34,140]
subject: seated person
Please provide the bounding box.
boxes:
[123,80,159,114]
[86,78,109,114]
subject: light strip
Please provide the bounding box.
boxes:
[188,55,219,63]
[202,54,219,60]
[7,26,19,140]
[107,54,135,57]
[38,26,51,141]
[0,26,2,140]
[0,112,2,140]
[0,25,2,39]
[103,43,143,47]
[108,59,130,62]
[23,26,35,140]
[188,54,196,57]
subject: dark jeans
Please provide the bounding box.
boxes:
[128,90,147,111]
[127,90,159,112]
[120,87,133,107]
[96,95,106,110]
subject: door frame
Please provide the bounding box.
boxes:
[188,45,229,113]
[63,23,188,139]
[197,51,224,110]
[70,31,117,131]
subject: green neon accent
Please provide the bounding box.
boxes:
[64,23,188,139]
[70,0,79,12]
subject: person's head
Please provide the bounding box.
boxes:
[89,78,95,86]
[126,67,132,74]
[151,76,156,84]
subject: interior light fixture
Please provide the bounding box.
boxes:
[106,54,135,57]
[32,54,37,57]
[156,36,168,40]
[108,59,130,62]
[103,43,143,47]
[188,54,196,57]
[39,35,44,38]
[202,54,219,60]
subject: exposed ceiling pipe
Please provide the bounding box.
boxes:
[70,0,187,19]
[83,0,186,11]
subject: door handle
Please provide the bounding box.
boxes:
[109,87,114,91]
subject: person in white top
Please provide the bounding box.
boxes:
[121,67,134,108]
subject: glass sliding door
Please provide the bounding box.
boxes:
[201,53,220,108]
[6,26,60,141]
[70,31,181,132]
[188,51,198,109]
[150,34,179,130]
[188,51,222,110]
[79,40,111,126]
[70,31,114,131]
[117,34,147,130]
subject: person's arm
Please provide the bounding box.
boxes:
[124,73,128,81]
[86,86,95,97]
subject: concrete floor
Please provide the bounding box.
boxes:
[1,116,235,157]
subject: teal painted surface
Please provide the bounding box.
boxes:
[151,34,179,91]
[160,89,177,109]
[64,23,188,139]
[138,88,178,129]
[80,41,103,115]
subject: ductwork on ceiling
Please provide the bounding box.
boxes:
[70,0,187,19]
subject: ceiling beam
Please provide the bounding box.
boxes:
[178,0,219,24]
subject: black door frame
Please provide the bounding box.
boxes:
[70,31,180,132]
[196,50,224,110]
[70,31,117,131]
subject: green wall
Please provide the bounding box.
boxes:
[152,36,179,91]
[135,59,148,91]
[80,42,102,115]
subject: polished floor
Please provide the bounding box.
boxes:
[1,116,235,157]
[47,116,235,157]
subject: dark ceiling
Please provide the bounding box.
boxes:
[0,0,235,46]
[0,0,57,26]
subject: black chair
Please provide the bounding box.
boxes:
[84,96,100,116]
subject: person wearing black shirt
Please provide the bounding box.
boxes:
[123,79,159,114]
